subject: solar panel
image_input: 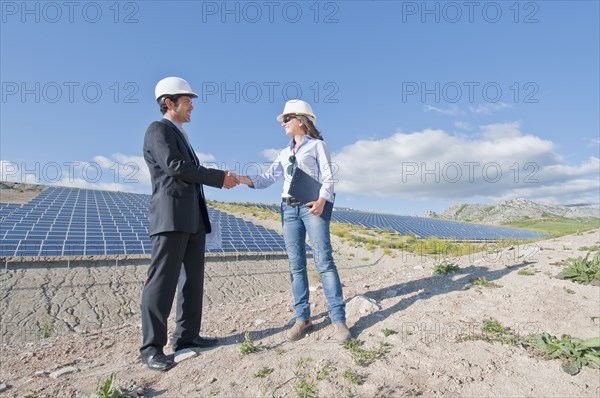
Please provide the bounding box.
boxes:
[255,204,546,240]
[0,186,549,259]
[0,186,290,258]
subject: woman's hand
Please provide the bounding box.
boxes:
[238,176,254,187]
[306,197,326,216]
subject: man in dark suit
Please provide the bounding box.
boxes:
[140,77,238,371]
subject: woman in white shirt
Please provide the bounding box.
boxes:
[238,99,351,344]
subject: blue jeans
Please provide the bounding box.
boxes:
[281,202,346,324]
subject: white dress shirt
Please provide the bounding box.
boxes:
[250,136,335,203]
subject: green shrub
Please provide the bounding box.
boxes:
[557,253,600,285]
[525,333,600,375]
[433,261,460,275]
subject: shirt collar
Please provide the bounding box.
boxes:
[288,135,314,151]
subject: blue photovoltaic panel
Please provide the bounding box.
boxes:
[253,204,547,240]
[0,186,289,257]
[0,185,548,259]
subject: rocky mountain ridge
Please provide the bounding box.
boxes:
[435,198,600,224]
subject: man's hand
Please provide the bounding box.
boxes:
[223,172,239,189]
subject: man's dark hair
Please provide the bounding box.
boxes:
[158,95,183,115]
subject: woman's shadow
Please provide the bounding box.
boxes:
[211,259,533,347]
[347,260,533,337]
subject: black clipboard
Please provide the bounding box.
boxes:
[288,167,334,220]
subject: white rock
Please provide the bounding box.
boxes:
[0,384,8,393]
[174,349,198,363]
[345,295,381,318]
[309,284,322,292]
[255,319,266,326]
[49,366,79,379]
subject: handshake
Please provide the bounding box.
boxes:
[222,172,253,189]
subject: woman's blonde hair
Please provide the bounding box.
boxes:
[295,115,323,140]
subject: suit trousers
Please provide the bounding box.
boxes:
[140,230,206,356]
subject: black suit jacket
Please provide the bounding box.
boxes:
[143,119,225,236]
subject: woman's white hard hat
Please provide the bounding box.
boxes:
[155,77,198,100]
[277,99,316,123]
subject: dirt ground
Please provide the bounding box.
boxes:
[0,229,599,398]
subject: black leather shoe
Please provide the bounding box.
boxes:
[174,336,219,352]
[141,353,176,372]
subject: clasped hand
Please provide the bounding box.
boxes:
[223,172,253,189]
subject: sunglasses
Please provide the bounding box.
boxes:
[282,115,298,123]
[287,155,297,176]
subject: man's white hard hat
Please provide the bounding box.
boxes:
[155,77,198,100]
[276,99,316,124]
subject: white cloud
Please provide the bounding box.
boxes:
[56,178,145,193]
[480,122,523,140]
[0,151,228,194]
[195,152,216,163]
[332,123,599,204]
[1,154,150,194]
[453,121,472,130]
[469,102,511,114]
[423,104,461,116]
[1,160,40,184]
[423,102,511,117]
[261,148,280,161]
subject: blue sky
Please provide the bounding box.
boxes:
[1,0,599,216]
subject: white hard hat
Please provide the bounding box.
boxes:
[155,77,198,100]
[276,99,316,124]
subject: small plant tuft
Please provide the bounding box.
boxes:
[518,267,539,276]
[343,338,390,366]
[470,276,502,288]
[316,361,332,381]
[433,260,460,275]
[457,319,517,346]
[253,367,274,378]
[295,357,313,369]
[381,328,398,337]
[74,372,133,398]
[578,245,600,252]
[294,379,318,398]
[238,332,263,355]
[39,318,54,339]
[342,368,364,385]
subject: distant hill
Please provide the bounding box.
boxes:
[433,198,600,224]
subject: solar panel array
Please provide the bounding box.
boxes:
[0,186,287,258]
[0,186,548,258]
[253,205,547,240]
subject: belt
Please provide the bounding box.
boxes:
[282,196,303,207]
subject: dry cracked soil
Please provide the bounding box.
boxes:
[0,228,599,398]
